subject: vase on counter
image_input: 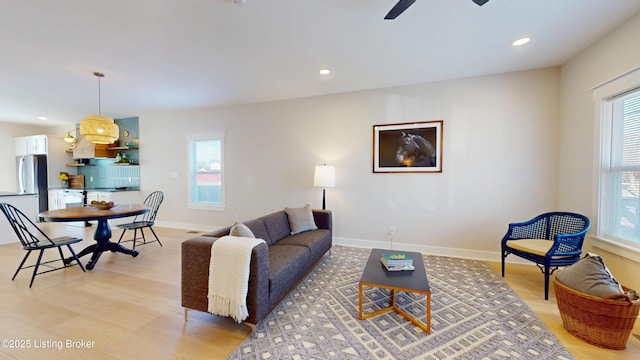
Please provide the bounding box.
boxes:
[61,180,69,188]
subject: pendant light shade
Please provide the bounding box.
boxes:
[80,114,119,144]
[80,72,119,144]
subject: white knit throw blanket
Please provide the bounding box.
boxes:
[207,235,265,323]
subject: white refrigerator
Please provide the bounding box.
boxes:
[16,154,49,213]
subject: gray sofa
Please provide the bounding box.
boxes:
[181,209,332,326]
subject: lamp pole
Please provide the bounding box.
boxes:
[321,188,327,210]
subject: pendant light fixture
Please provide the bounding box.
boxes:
[80,72,119,144]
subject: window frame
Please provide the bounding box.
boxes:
[592,66,640,262]
[186,131,225,211]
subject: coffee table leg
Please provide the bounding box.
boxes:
[358,282,363,320]
[391,289,396,308]
[426,293,431,333]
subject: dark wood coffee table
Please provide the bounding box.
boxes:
[358,248,431,333]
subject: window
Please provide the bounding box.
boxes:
[187,132,225,210]
[599,88,640,250]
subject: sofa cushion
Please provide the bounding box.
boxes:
[285,204,318,235]
[243,218,271,244]
[555,253,624,299]
[260,211,291,244]
[230,222,255,238]
[276,229,331,262]
[268,244,311,303]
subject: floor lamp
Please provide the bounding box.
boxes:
[314,164,335,210]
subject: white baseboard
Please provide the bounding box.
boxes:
[333,236,533,265]
[154,222,533,266]
[154,220,219,233]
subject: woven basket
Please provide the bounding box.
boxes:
[553,278,640,350]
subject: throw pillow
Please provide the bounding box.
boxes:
[555,253,624,299]
[284,204,318,235]
[230,222,255,238]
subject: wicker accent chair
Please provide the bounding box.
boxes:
[501,212,590,300]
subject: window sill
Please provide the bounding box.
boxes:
[187,203,226,211]
[590,235,640,263]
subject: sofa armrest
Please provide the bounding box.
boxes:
[313,209,332,233]
[181,235,271,325]
[181,236,216,313]
[245,241,270,324]
[203,225,232,238]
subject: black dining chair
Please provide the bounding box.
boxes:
[0,202,85,287]
[117,191,164,249]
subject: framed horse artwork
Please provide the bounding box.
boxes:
[373,120,443,173]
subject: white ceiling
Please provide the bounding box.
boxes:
[2,0,640,126]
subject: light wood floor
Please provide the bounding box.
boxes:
[0,223,638,359]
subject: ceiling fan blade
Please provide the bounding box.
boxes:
[384,0,416,20]
[473,0,490,5]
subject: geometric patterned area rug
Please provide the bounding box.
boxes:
[228,246,574,360]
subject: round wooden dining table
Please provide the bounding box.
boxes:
[39,204,150,270]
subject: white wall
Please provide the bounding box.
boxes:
[560,12,640,290]
[140,67,561,261]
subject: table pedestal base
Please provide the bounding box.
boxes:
[64,218,139,270]
[67,242,139,270]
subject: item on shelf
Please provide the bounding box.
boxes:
[59,171,69,188]
[380,252,414,271]
[115,152,130,164]
[69,175,85,189]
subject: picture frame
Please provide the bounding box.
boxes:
[373,120,443,173]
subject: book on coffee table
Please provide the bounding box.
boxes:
[381,253,414,271]
[381,262,415,271]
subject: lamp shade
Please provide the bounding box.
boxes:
[80,114,119,144]
[314,165,335,188]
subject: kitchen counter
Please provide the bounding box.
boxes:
[0,193,38,245]
[47,187,140,192]
[0,191,36,197]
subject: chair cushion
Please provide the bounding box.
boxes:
[230,222,255,238]
[506,239,553,256]
[284,204,318,235]
[555,253,625,299]
[505,239,574,259]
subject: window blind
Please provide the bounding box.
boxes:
[601,90,640,246]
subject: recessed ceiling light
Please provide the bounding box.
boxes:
[37,116,47,120]
[512,37,530,47]
[319,69,331,75]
